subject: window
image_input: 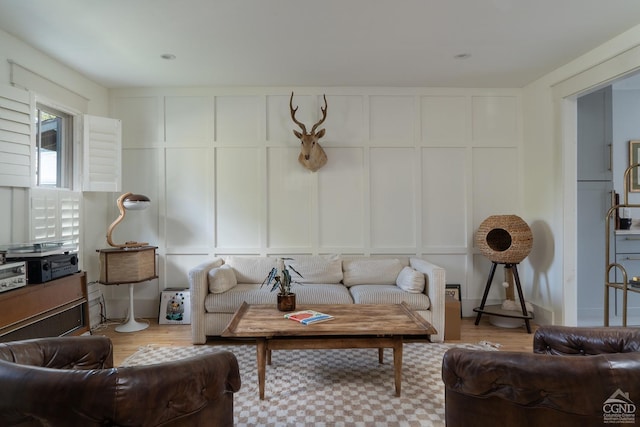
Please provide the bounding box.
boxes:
[35,104,73,188]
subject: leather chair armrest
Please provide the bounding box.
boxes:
[442,347,640,417]
[533,325,640,355]
[0,336,113,369]
[114,349,241,425]
[0,349,240,426]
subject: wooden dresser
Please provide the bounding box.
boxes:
[0,272,89,342]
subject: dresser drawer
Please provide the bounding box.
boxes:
[615,234,640,254]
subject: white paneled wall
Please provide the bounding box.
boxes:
[109,88,522,316]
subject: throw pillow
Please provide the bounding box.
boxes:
[224,256,277,283]
[342,258,404,286]
[396,266,425,293]
[208,264,237,293]
[286,255,343,284]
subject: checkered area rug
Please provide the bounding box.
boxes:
[121,342,494,426]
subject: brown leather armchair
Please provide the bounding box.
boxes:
[442,325,640,427]
[0,336,241,426]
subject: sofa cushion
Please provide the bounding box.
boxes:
[349,284,431,310]
[286,255,343,284]
[289,283,353,305]
[208,264,237,294]
[224,256,277,284]
[205,284,275,312]
[396,266,425,293]
[205,283,353,313]
[342,258,404,286]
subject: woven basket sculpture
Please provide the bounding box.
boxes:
[475,215,533,264]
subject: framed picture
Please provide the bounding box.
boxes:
[445,284,461,301]
[629,140,640,192]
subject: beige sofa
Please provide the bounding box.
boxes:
[189,255,446,344]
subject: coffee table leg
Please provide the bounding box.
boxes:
[393,338,402,396]
[257,338,267,400]
[378,348,384,363]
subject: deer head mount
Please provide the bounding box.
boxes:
[290,92,328,172]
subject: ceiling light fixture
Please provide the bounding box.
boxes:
[160,53,176,60]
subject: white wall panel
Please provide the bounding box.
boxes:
[215,96,262,143]
[267,147,312,248]
[421,96,467,144]
[112,97,161,147]
[106,87,524,318]
[370,95,414,144]
[422,147,467,248]
[165,96,213,146]
[120,148,160,247]
[370,147,416,248]
[165,254,209,288]
[472,96,519,146]
[472,147,519,228]
[319,147,364,248]
[216,147,262,248]
[323,95,365,144]
[165,148,211,248]
[267,94,309,144]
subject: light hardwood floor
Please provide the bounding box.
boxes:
[95,317,537,366]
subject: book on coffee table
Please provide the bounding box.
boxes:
[284,310,334,325]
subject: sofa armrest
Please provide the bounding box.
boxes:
[0,336,113,369]
[189,258,224,344]
[533,325,640,355]
[442,347,640,421]
[409,257,445,342]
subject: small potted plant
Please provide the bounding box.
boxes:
[261,258,303,311]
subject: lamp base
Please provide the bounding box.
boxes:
[116,318,149,333]
[115,283,149,333]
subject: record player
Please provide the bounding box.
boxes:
[1,240,79,284]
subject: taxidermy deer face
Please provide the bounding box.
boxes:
[290,92,328,172]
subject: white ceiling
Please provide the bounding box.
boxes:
[2,0,640,89]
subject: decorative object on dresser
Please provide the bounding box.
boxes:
[290,92,328,172]
[474,214,534,332]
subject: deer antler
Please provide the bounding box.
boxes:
[311,94,328,134]
[289,92,307,134]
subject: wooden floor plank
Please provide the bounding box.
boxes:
[94,316,537,366]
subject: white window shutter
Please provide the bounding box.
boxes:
[30,189,58,240]
[0,85,34,187]
[30,188,81,243]
[83,114,122,192]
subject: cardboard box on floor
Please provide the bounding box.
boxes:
[445,295,461,340]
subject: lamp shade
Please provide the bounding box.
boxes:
[123,194,151,210]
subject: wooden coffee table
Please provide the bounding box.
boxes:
[221,302,437,399]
